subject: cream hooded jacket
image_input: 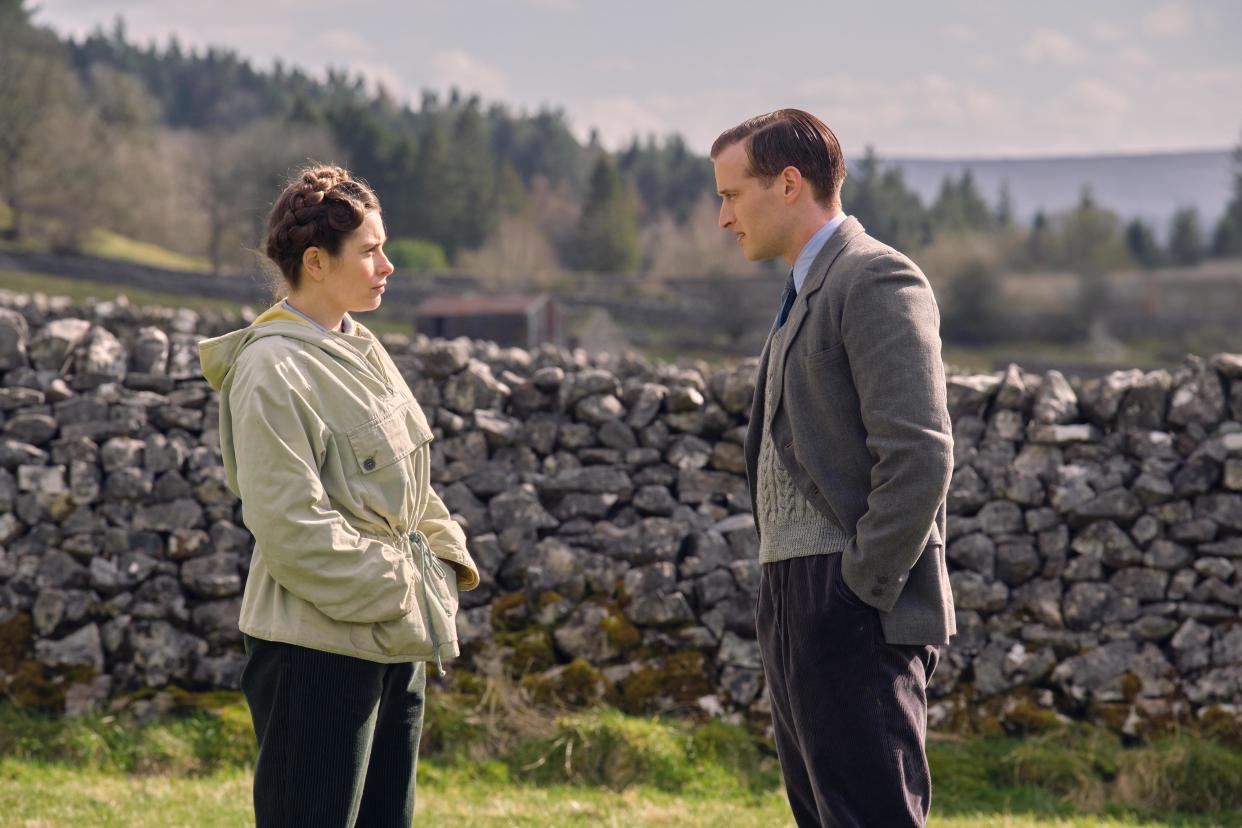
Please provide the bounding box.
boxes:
[198,304,478,668]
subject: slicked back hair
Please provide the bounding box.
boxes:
[710,109,845,208]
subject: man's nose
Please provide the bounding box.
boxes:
[719,202,732,229]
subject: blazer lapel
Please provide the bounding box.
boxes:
[769,216,866,405]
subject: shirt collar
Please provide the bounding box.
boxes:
[282,298,354,335]
[792,212,847,294]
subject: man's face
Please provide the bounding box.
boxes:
[714,141,789,262]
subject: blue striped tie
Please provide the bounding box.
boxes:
[775,272,796,330]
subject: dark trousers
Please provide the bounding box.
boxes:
[240,633,427,828]
[757,553,939,828]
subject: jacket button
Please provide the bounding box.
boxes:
[871,587,884,597]
[363,458,376,471]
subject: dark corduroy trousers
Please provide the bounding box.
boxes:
[757,553,939,828]
[241,634,427,828]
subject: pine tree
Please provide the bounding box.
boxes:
[443,100,497,255]
[841,147,929,251]
[1168,206,1206,265]
[407,114,458,256]
[570,156,640,273]
[1212,132,1242,258]
[1058,186,1128,275]
[1124,219,1163,268]
[1027,211,1055,266]
[995,180,1014,228]
[931,171,994,235]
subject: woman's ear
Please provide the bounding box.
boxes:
[302,246,325,283]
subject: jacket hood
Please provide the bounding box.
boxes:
[198,304,372,390]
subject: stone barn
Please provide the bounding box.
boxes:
[416,293,560,350]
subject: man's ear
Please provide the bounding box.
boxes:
[302,246,325,283]
[781,166,804,203]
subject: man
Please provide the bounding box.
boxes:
[713,109,955,827]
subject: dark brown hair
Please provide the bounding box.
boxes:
[710,109,845,208]
[264,164,380,289]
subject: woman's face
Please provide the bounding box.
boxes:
[321,210,394,314]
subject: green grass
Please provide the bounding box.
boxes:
[1,695,1241,827]
[0,220,213,273]
[80,229,214,273]
[0,268,252,317]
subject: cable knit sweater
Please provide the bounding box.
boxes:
[756,324,850,564]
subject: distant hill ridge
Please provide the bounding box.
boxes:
[881,149,1233,236]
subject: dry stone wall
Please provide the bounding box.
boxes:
[1,289,1241,737]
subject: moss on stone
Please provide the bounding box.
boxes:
[600,608,640,654]
[1199,706,1242,750]
[999,695,1065,735]
[522,658,617,708]
[490,591,529,632]
[6,662,96,712]
[1090,703,1133,735]
[0,612,33,674]
[494,628,555,677]
[620,650,713,714]
[536,591,563,608]
[1119,672,1142,703]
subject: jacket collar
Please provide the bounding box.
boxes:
[776,215,866,349]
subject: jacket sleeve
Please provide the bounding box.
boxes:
[419,486,480,590]
[838,253,954,612]
[230,347,419,624]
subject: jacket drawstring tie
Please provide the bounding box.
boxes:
[409,530,447,677]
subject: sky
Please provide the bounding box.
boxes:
[33,0,1242,159]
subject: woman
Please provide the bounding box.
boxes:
[199,164,479,827]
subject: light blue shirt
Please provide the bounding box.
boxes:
[792,212,848,295]
[283,299,354,335]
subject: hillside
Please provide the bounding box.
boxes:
[887,149,1233,236]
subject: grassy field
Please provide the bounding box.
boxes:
[80,229,213,273]
[0,268,253,317]
[0,211,212,273]
[0,268,415,338]
[0,693,1239,827]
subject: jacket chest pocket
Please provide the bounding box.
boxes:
[346,400,432,475]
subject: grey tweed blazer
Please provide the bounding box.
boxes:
[744,216,956,646]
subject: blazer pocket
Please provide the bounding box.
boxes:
[346,401,431,474]
[804,342,848,368]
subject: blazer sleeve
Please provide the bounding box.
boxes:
[838,253,954,612]
[230,348,420,624]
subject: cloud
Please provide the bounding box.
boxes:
[572,96,668,147]
[1119,46,1153,68]
[1142,3,1191,37]
[316,31,368,54]
[1021,29,1085,66]
[1088,22,1127,42]
[1073,78,1130,116]
[938,24,976,44]
[592,56,638,74]
[428,49,510,100]
[969,53,998,71]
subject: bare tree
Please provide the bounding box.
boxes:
[0,27,80,241]
[189,116,340,274]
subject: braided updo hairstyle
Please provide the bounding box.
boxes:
[264,164,380,289]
